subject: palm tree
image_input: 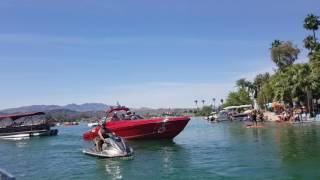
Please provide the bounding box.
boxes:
[236,78,254,93]
[304,35,317,54]
[253,73,270,92]
[290,64,313,114]
[212,98,216,109]
[271,39,282,48]
[310,49,320,76]
[201,100,205,107]
[304,14,320,41]
[236,78,247,89]
[194,100,198,109]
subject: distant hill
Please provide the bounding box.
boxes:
[0,103,109,113]
[0,104,193,122]
[44,109,105,122]
[63,103,108,112]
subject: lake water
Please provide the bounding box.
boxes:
[1,118,320,179]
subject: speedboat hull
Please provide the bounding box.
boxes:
[83,116,190,140]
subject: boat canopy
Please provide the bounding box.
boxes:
[223,106,238,110]
[237,105,252,109]
[223,105,252,110]
[0,112,45,121]
[106,107,130,114]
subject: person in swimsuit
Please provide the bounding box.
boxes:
[95,118,113,151]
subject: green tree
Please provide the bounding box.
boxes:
[304,35,318,54]
[289,64,315,113]
[310,49,320,100]
[304,14,320,100]
[269,63,313,106]
[252,73,271,109]
[304,14,320,41]
[270,41,300,70]
[253,73,270,92]
[310,47,320,76]
[257,82,274,109]
[290,64,313,101]
[270,70,293,103]
[236,78,247,89]
[224,88,252,107]
[236,78,253,93]
[196,106,214,116]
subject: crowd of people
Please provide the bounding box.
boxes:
[276,106,307,122]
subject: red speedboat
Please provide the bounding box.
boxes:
[83,107,190,140]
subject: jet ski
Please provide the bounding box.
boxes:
[83,133,133,158]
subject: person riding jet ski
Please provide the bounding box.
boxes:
[95,117,114,151]
[84,117,133,158]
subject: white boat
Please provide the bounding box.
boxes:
[206,112,218,121]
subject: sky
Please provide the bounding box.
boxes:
[0,0,319,109]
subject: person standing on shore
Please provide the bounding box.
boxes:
[252,109,258,126]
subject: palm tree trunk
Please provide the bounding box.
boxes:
[306,89,313,116]
[313,30,317,43]
[307,90,311,114]
[263,96,267,110]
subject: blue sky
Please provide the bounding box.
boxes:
[0,0,319,109]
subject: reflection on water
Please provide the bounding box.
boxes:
[15,141,29,148]
[105,160,122,179]
[278,124,320,160]
[94,140,187,180]
[276,124,320,178]
[162,146,173,171]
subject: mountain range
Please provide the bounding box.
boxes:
[0,103,193,122]
[0,103,109,113]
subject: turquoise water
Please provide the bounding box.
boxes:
[2,118,320,179]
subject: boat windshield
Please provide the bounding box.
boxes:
[106,110,144,121]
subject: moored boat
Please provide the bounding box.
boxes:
[0,112,58,140]
[222,104,253,120]
[63,121,79,126]
[83,107,190,140]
